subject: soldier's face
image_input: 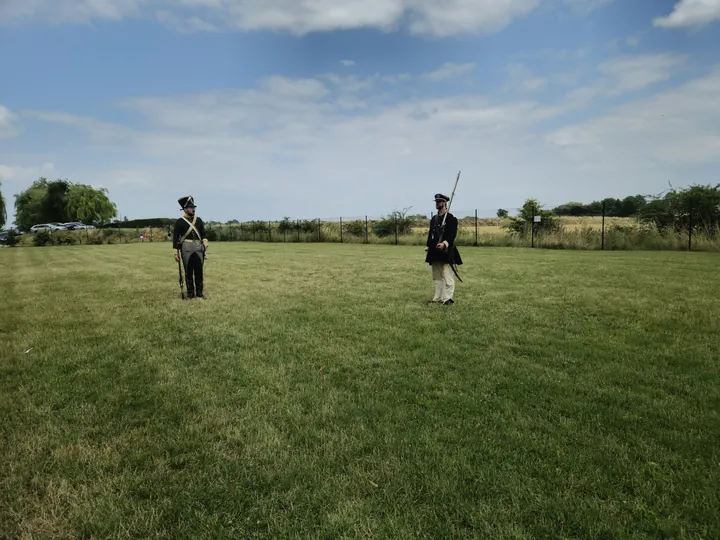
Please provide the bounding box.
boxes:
[435,200,445,211]
[185,206,195,214]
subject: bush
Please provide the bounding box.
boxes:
[372,210,413,238]
[277,218,295,234]
[300,220,318,234]
[33,230,52,246]
[53,232,79,245]
[205,225,218,242]
[344,220,366,237]
[5,230,18,247]
[371,219,395,238]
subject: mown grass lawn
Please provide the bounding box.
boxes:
[1,242,718,539]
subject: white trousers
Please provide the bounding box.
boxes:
[431,262,454,303]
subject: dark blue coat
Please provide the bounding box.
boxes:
[425,212,463,265]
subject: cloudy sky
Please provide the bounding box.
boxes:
[1,0,719,225]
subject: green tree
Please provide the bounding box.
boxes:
[505,198,561,236]
[639,184,720,235]
[619,195,647,217]
[64,183,118,225]
[496,208,509,218]
[14,177,119,229]
[14,178,50,230]
[552,201,586,216]
[42,179,71,223]
[0,181,6,229]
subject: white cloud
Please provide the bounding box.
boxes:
[340,60,356,67]
[155,10,218,32]
[546,65,720,166]
[13,58,719,222]
[564,52,687,107]
[422,62,476,82]
[504,63,548,92]
[625,34,641,46]
[0,105,20,138]
[0,0,145,25]
[559,0,615,14]
[21,110,133,142]
[597,52,687,93]
[654,0,720,28]
[0,162,56,182]
[0,0,544,36]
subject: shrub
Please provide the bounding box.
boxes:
[277,218,295,234]
[300,220,317,234]
[5,230,18,247]
[371,219,394,238]
[53,232,79,245]
[344,220,366,237]
[205,225,218,242]
[33,230,52,246]
[372,209,413,238]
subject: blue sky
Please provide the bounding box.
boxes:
[1,0,719,225]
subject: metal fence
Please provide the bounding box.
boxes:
[8,203,719,252]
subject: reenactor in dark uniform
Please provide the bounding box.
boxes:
[426,193,462,305]
[173,196,209,299]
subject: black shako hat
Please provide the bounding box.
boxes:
[434,193,449,202]
[178,195,196,209]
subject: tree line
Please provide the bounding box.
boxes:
[2,178,718,238]
[496,193,649,219]
[504,184,720,237]
[4,177,118,230]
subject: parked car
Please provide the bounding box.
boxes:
[0,228,23,245]
[30,223,68,232]
[63,222,89,230]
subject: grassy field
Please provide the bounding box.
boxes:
[1,243,718,538]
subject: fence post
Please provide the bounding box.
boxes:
[318,218,321,242]
[601,200,606,251]
[297,219,300,242]
[340,217,343,243]
[688,201,693,251]
[365,216,368,244]
[395,215,398,245]
[268,221,271,243]
[474,209,478,246]
[531,203,536,248]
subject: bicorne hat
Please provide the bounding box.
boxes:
[434,193,449,202]
[178,195,196,209]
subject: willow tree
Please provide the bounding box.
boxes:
[64,183,118,225]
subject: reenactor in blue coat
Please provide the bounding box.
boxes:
[426,193,462,305]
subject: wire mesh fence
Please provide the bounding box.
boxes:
[7,202,719,252]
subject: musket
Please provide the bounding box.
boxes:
[177,250,186,299]
[437,170,463,282]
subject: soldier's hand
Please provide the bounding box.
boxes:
[174,252,180,262]
[436,242,445,250]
